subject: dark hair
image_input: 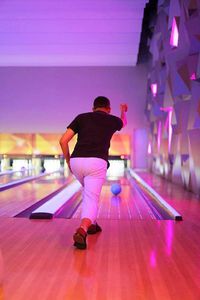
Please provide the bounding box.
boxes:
[93,96,110,109]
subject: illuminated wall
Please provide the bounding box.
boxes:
[0,134,33,155]
[0,133,131,157]
[146,0,200,195]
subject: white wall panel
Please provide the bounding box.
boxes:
[0,65,148,133]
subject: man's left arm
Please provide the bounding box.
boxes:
[120,103,128,127]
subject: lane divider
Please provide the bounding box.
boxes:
[30,180,82,219]
[129,169,183,221]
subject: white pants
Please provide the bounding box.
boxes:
[70,157,107,223]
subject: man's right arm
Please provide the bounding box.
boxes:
[59,128,75,170]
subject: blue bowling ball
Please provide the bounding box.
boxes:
[111,183,122,195]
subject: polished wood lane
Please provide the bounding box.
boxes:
[137,172,200,221]
[1,172,200,299]
[0,173,70,217]
[0,217,200,300]
[73,180,156,220]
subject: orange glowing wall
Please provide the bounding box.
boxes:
[0,133,131,156]
[0,134,33,155]
[110,134,131,156]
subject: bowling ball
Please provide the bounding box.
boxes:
[111,183,121,195]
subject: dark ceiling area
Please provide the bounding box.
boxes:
[137,0,158,64]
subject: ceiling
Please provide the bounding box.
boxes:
[0,0,149,66]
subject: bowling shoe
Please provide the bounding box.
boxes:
[73,227,87,249]
[87,223,102,234]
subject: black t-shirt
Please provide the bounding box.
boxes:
[67,111,123,162]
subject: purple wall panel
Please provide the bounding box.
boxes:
[146,0,200,195]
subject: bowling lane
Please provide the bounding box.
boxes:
[0,172,72,217]
[0,169,41,186]
[72,177,157,220]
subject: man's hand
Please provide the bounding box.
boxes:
[120,104,128,112]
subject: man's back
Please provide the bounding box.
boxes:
[68,111,123,161]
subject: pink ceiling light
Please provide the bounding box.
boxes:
[148,142,152,154]
[190,73,196,80]
[157,121,162,153]
[170,17,179,47]
[151,83,158,97]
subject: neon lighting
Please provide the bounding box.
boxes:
[190,73,196,80]
[168,109,173,152]
[170,17,179,47]
[157,121,162,152]
[148,142,152,154]
[151,83,157,97]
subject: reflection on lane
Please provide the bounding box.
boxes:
[0,169,41,186]
[0,170,71,217]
